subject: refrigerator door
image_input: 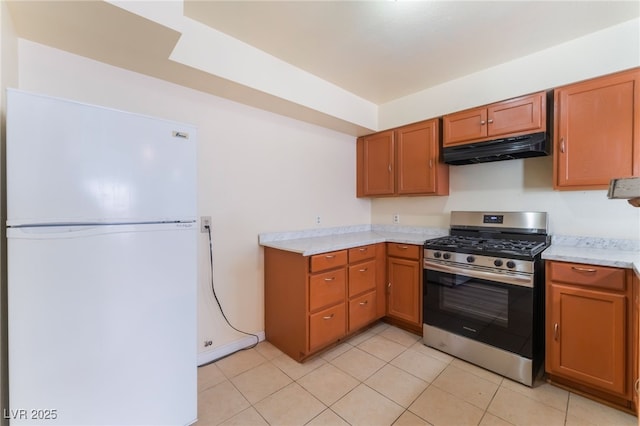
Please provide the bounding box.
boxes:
[6,89,196,226]
[7,223,197,425]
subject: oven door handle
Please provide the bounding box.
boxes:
[424,260,534,288]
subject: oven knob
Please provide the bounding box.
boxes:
[434,252,442,258]
[466,256,475,263]
[494,259,503,267]
[506,261,516,269]
[443,253,451,260]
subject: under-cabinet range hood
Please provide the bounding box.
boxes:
[608,177,640,207]
[443,132,550,165]
[608,177,640,199]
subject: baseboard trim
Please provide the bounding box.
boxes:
[197,332,265,367]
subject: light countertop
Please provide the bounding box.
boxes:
[258,224,447,256]
[259,226,640,277]
[541,235,640,277]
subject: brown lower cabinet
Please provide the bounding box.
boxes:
[386,243,423,333]
[546,260,637,412]
[264,243,386,361]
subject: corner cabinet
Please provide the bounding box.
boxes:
[264,244,385,361]
[553,67,640,190]
[545,260,635,410]
[356,119,449,197]
[442,91,547,147]
[386,243,422,333]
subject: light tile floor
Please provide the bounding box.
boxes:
[197,322,638,426]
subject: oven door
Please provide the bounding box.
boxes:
[423,261,534,359]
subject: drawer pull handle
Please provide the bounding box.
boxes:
[359,248,368,252]
[359,268,368,272]
[554,323,559,340]
[359,300,369,306]
[325,255,336,259]
[635,379,639,394]
[560,137,565,154]
[397,245,408,250]
[571,266,597,273]
[323,314,335,320]
[324,277,336,282]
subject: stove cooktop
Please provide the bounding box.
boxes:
[423,235,549,259]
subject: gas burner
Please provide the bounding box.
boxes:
[424,235,548,259]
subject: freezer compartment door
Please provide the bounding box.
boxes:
[8,223,197,425]
[6,89,196,226]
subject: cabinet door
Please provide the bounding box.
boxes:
[547,283,627,396]
[357,131,395,196]
[396,119,441,195]
[554,68,640,189]
[309,268,346,312]
[633,275,639,413]
[387,256,421,326]
[349,291,377,332]
[443,106,487,146]
[348,260,376,297]
[309,303,346,352]
[488,92,545,138]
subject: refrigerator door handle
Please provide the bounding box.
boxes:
[7,222,196,239]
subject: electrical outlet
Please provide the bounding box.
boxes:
[201,216,211,233]
[315,215,321,225]
[393,214,400,224]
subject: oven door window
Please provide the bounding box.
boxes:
[424,269,533,358]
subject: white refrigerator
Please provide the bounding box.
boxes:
[6,89,198,425]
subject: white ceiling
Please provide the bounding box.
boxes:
[184,1,640,103]
[6,1,640,134]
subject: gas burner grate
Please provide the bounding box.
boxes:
[424,235,548,259]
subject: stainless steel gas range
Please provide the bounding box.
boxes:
[422,211,550,386]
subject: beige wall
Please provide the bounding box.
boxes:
[373,18,640,241]
[14,39,371,361]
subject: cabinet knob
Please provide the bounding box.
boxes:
[487,119,494,124]
[480,120,486,125]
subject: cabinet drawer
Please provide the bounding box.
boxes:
[548,261,626,291]
[348,259,376,297]
[310,250,348,272]
[348,244,376,263]
[349,291,377,332]
[309,268,346,312]
[309,303,346,351]
[387,243,420,260]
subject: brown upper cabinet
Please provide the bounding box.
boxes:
[357,118,449,197]
[443,91,547,147]
[553,67,640,190]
